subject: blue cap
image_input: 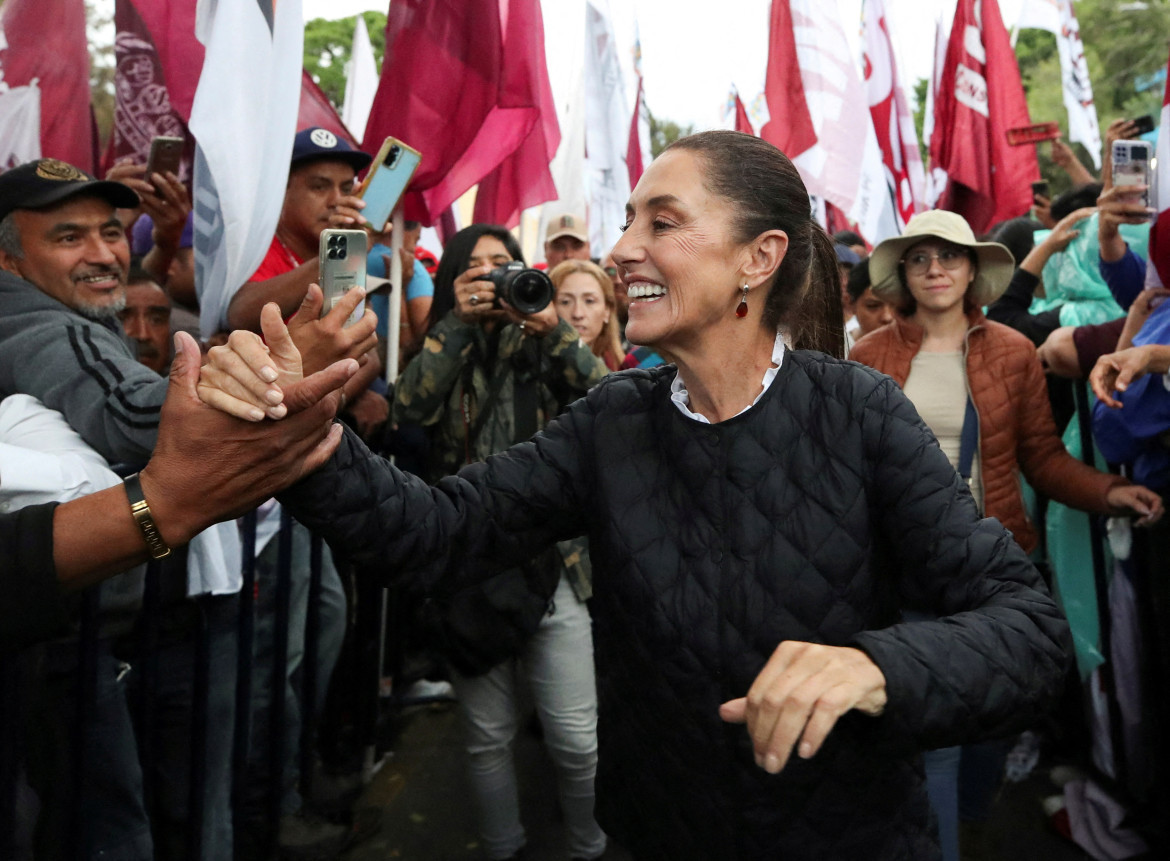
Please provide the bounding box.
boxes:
[834,243,861,266]
[290,127,371,172]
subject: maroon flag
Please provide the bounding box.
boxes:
[471,0,560,227]
[930,0,1037,233]
[760,0,817,159]
[124,0,203,122]
[363,0,548,225]
[106,0,193,176]
[1147,61,1170,288]
[627,77,646,187]
[0,0,95,171]
[298,71,359,149]
[732,90,755,135]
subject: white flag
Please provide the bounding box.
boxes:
[789,0,898,243]
[1017,0,1102,168]
[342,14,378,145]
[190,0,303,339]
[584,0,632,258]
[0,81,41,170]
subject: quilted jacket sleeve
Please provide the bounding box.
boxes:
[850,377,1072,750]
[278,399,597,592]
[1010,348,1125,512]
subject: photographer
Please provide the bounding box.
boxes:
[392,224,609,861]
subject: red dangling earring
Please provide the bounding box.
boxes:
[735,284,749,318]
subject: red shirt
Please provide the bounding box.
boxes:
[248,235,304,282]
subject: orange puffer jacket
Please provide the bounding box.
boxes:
[850,310,1126,554]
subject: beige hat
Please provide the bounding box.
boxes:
[869,210,1016,307]
[545,212,589,244]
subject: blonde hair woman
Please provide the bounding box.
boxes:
[550,259,624,370]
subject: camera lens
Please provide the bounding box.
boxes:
[387,146,401,169]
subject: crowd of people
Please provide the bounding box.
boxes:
[1,112,1169,861]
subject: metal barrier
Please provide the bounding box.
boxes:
[0,506,385,861]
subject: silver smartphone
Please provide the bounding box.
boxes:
[1112,140,1157,218]
[318,228,368,327]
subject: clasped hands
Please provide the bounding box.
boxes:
[199,284,373,421]
[720,641,887,774]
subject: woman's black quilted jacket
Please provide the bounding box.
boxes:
[280,350,1072,861]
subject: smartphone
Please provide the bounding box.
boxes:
[1031,181,1050,200]
[145,136,184,180]
[1112,140,1156,218]
[318,229,368,327]
[1131,115,1156,136]
[356,137,422,232]
[1006,122,1061,146]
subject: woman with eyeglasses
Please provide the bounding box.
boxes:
[850,210,1162,860]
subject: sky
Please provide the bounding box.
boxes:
[301,0,1028,131]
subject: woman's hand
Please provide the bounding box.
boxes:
[1105,484,1164,526]
[1090,344,1170,408]
[198,300,325,420]
[719,641,887,774]
[502,301,561,338]
[453,265,505,325]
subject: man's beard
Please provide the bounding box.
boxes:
[75,294,126,321]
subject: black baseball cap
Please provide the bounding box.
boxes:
[290,127,372,173]
[0,159,139,223]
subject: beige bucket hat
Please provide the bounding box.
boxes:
[868,210,1017,307]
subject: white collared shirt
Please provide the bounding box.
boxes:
[670,331,786,424]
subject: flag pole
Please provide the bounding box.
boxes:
[386,207,404,384]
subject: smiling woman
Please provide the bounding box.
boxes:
[204,131,1075,861]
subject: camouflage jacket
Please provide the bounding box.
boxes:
[394,311,608,599]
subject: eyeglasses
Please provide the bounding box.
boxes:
[901,248,969,275]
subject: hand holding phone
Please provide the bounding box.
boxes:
[356,137,422,232]
[146,136,184,183]
[1111,140,1156,219]
[319,229,368,327]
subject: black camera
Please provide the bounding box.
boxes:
[484,262,554,315]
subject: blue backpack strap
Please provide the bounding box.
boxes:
[958,396,979,482]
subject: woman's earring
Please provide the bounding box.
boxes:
[735,284,750,318]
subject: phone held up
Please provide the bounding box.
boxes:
[1111,139,1157,220]
[319,229,368,327]
[145,136,184,181]
[1131,115,1156,136]
[356,137,422,232]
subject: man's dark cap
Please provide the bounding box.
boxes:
[290,127,372,173]
[0,159,139,223]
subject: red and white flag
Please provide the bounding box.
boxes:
[930,0,1038,234]
[725,87,755,135]
[191,0,303,338]
[922,15,949,207]
[863,0,924,229]
[583,0,634,254]
[627,75,649,187]
[1016,0,1101,168]
[0,0,94,171]
[1145,62,1170,289]
[761,0,897,243]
